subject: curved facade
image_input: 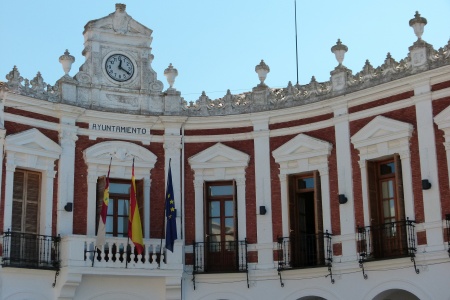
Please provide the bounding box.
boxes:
[1,4,450,300]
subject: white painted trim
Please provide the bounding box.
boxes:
[352,116,415,227]
[188,143,249,243]
[272,134,333,236]
[83,141,157,237]
[3,129,62,235]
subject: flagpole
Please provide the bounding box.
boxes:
[93,156,113,267]
[159,158,171,267]
[126,157,135,269]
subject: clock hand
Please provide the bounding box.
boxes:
[118,59,131,75]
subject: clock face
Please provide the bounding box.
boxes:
[105,54,135,82]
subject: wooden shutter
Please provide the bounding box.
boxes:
[96,176,106,233]
[11,170,40,234]
[367,160,379,225]
[12,171,25,232]
[136,179,145,235]
[314,171,323,234]
[25,172,40,234]
[394,154,405,221]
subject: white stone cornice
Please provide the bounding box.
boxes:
[348,98,412,122]
[432,87,450,101]
[4,113,59,132]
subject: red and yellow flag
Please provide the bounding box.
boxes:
[95,158,111,249]
[128,158,144,254]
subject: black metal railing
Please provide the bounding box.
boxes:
[193,239,248,289]
[357,219,419,278]
[277,231,332,271]
[193,239,248,273]
[2,230,60,271]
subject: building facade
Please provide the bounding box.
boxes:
[1,4,450,300]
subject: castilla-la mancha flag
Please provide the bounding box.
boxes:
[128,158,144,254]
[95,158,111,249]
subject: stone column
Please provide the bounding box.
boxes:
[57,124,78,235]
[252,117,274,269]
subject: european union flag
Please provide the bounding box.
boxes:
[165,163,177,252]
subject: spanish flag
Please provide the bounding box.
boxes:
[128,158,144,254]
[95,157,111,249]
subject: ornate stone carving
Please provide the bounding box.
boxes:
[59,128,78,147]
[112,4,131,34]
[5,66,23,90]
[30,72,46,94]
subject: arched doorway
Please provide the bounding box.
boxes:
[372,289,419,300]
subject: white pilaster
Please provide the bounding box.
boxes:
[160,116,187,244]
[252,117,274,269]
[3,158,16,232]
[399,151,416,220]
[333,104,357,259]
[57,123,78,235]
[42,169,56,236]
[319,167,332,233]
[86,174,98,236]
[194,180,204,242]
[412,81,443,247]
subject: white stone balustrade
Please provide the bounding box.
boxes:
[60,235,183,271]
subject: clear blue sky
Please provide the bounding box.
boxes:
[1,1,449,102]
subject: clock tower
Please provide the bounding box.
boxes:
[61,3,171,113]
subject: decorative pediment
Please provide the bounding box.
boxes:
[351,116,413,150]
[272,134,332,163]
[434,104,450,130]
[188,143,249,170]
[85,4,152,36]
[84,141,157,169]
[5,128,61,159]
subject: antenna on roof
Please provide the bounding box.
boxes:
[294,0,299,86]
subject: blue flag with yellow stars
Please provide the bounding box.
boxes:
[165,162,177,252]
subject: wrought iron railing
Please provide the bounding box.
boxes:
[2,230,60,271]
[277,231,332,270]
[357,219,418,278]
[277,231,333,286]
[193,239,248,289]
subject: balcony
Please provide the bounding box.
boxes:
[193,239,248,289]
[193,239,248,274]
[1,230,60,271]
[60,235,182,271]
[277,232,332,271]
[357,219,419,277]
